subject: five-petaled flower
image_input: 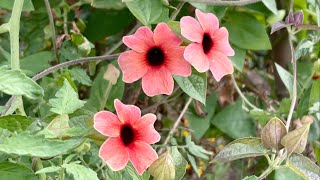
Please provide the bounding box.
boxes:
[180,9,235,81]
[118,22,191,96]
[94,99,160,175]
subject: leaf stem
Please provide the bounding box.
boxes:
[0,23,9,34]
[44,0,59,63]
[179,0,261,6]
[231,74,263,111]
[159,97,193,154]
[285,29,297,132]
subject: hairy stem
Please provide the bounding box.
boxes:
[231,74,263,111]
[285,29,297,131]
[44,0,59,62]
[179,0,260,6]
[159,97,193,154]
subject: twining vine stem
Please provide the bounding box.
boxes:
[158,97,193,154]
[44,0,59,62]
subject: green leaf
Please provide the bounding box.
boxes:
[91,0,125,9]
[125,163,150,180]
[275,63,294,96]
[190,3,227,20]
[20,51,54,76]
[0,0,34,12]
[242,175,259,180]
[274,166,304,180]
[186,135,212,159]
[49,79,86,115]
[0,162,37,180]
[126,0,169,26]
[211,100,256,139]
[261,117,287,151]
[0,134,82,157]
[310,80,320,106]
[84,9,134,42]
[35,166,61,174]
[174,69,207,105]
[85,65,124,112]
[103,166,122,179]
[230,45,246,72]
[170,147,187,180]
[187,154,200,177]
[262,0,278,14]
[213,137,269,163]
[295,39,316,61]
[0,128,12,143]
[281,123,311,155]
[69,67,92,86]
[0,68,44,99]
[0,115,33,132]
[223,11,271,50]
[62,163,98,180]
[148,149,175,180]
[249,110,274,125]
[288,154,320,180]
[186,94,217,139]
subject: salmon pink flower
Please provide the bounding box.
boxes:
[94,99,160,175]
[118,23,191,96]
[180,9,235,81]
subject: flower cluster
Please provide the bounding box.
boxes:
[119,9,235,96]
[94,9,235,175]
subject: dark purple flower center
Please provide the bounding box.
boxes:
[202,33,213,54]
[120,124,135,146]
[146,47,165,66]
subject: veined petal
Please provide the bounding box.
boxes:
[94,111,122,137]
[164,46,191,77]
[211,27,235,56]
[195,9,219,35]
[180,16,203,43]
[118,50,149,83]
[134,113,161,144]
[99,137,129,171]
[122,26,154,53]
[184,43,210,72]
[209,51,234,81]
[114,99,141,124]
[128,141,158,175]
[142,66,174,96]
[153,22,182,47]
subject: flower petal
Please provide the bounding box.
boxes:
[118,51,149,83]
[195,9,219,34]
[211,27,235,56]
[153,22,182,47]
[94,111,122,137]
[122,26,154,53]
[114,99,141,124]
[128,141,158,175]
[134,113,161,144]
[165,46,191,77]
[209,52,234,81]
[180,16,203,43]
[142,67,174,96]
[184,43,210,72]
[99,137,129,171]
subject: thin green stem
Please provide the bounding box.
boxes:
[159,97,193,154]
[9,0,24,70]
[44,0,59,62]
[100,81,112,110]
[231,74,263,111]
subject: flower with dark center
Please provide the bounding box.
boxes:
[94,99,160,175]
[180,9,235,81]
[118,23,191,96]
